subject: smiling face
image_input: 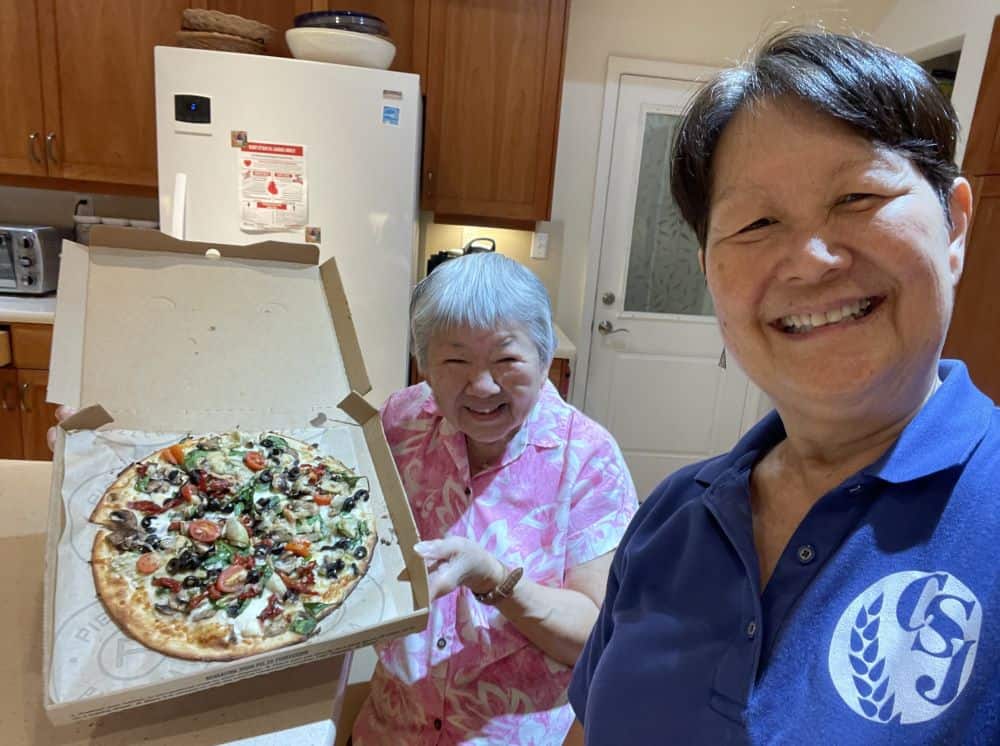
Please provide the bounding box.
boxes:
[703,99,970,420]
[423,324,547,458]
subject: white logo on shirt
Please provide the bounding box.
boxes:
[828,571,981,724]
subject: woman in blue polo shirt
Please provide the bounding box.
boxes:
[569,29,998,745]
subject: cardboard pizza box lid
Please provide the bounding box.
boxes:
[42,226,429,724]
[48,225,370,431]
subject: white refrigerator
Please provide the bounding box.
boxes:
[154,46,421,407]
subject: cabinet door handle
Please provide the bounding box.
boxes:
[20,382,32,413]
[46,132,59,163]
[1,383,10,410]
[28,132,43,163]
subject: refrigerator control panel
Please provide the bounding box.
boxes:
[174,94,212,135]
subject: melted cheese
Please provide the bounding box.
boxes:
[231,594,270,639]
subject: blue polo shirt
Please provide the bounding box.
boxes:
[570,360,998,744]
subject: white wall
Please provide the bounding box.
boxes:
[874,0,1000,166]
[549,0,896,370]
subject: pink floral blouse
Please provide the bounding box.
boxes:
[352,381,638,745]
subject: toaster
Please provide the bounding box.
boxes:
[0,224,68,295]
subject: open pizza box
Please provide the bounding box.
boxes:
[41,225,430,725]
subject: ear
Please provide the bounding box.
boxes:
[698,248,706,275]
[946,177,973,285]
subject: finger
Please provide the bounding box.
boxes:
[414,540,451,561]
[46,426,58,452]
[427,563,463,601]
[424,557,446,574]
[55,405,76,423]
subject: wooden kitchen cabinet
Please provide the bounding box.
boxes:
[0,1,47,177]
[962,15,1000,175]
[0,368,24,459]
[547,356,571,399]
[944,174,1000,401]
[16,368,58,461]
[944,15,1000,402]
[3,323,57,461]
[420,0,569,224]
[35,0,191,188]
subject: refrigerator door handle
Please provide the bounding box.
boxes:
[171,172,188,240]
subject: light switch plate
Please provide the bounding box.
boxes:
[530,232,548,259]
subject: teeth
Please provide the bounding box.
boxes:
[780,297,874,332]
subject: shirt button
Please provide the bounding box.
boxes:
[436,637,447,649]
[434,718,443,730]
[746,620,757,640]
[797,544,816,564]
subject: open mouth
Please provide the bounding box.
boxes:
[774,296,884,335]
[463,402,507,419]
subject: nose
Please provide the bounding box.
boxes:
[776,232,851,284]
[465,368,501,396]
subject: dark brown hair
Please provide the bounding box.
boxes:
[670,29,961,247]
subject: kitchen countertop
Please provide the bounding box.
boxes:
[0,459,347,745]
[554,325,576,362]
[0,293,57,324]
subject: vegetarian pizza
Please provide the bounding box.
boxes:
[90,431,377,660]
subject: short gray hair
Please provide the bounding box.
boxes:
[410,252,557,371]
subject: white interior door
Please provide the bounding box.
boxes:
[583,74,760,499]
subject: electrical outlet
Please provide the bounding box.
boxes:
[530,231,548,260]
[73,194,95,216]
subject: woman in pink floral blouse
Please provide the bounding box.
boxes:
[351,252,638,745]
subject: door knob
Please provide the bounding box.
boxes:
[597,320,629,336]
[601,291,615,305]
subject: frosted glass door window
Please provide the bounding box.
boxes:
[623,112,713,316]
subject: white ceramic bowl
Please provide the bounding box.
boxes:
[286,27,396,69]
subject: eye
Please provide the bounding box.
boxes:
[737,217,776,234]
[837,193,878,207]
[443,358,467,365]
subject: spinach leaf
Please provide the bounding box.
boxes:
[213,541,235,564]
[304,602,334,618]
[290,614,318,636]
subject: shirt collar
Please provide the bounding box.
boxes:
[694,412,785,488]
[694,359,993,488]
[864,359,993,483]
